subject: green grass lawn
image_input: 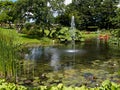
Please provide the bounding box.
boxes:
[0,28,110,46]
[81,31,98,39]
[81,30,110,40]
[0,28,42,45]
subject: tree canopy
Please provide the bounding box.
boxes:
[0,0,14,28]
[56,0,119,30]
[0,0,120,31]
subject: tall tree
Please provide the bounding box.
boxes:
[0,0,14,28]
[60,0,117,30]
[14,0,65,36]
[98,0,117,29]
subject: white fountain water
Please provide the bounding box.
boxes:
[70,16,75,40]
[66,16,79,53]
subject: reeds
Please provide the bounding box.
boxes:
[0,28,19,81]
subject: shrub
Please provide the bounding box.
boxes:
[54,27,82,42]
[22,23,41,36]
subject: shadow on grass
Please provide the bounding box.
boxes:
[20,34,41,40]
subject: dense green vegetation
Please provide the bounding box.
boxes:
[108,29,120,45]
[0,28,41,44]
[0,79,120,90]
[0,28,99,45]
[61,0,118,30]
[0,0,120,89]
[0,28,20,82]
[0,0,120,38]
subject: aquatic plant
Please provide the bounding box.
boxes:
[0,28,20,81]
[0,79,27,90]
[0,79,120,90]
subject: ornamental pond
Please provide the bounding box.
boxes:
[18,38,120,87]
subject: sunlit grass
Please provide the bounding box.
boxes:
[81,31,98,39]
[0,28,110,45]
[0,28,41,45]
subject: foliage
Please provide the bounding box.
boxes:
[1,0,120,38]
[0,28,54,45]
[0,79,120,90]
[22,23,41,36]
[110,5,120,28]
[0,0,14,28]
[0,28,20,80]
[13,0,65,36]
[100,80,120,90]
[108,29,120,45]
[0,79,27,90]
[54,27,82,42]
[57,0,117,30]
[110,29,120,38]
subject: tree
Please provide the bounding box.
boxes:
[98,0,117,29]
[13,0,32,32]
[0,0,14,28]
[110,8,120,28]
[58,0,117,30]
[14,0,65,36]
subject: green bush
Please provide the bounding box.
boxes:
[54,27,82,42]
[22,23,41,36]
[111,29,120,38]
[109,29,120,45]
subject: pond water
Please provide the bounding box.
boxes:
[21,38,120,87]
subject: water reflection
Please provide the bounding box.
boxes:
[25,47,42,60]
[20,38,120,87]
[49,48,60,71]
[24,38,119,72]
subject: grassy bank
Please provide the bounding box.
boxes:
[0,28,54,46]
[0,28,110,46]
[81,31,98,40]
[81,30,110,40]
[0,28,41,44]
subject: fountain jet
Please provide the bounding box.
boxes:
[65,16,78,53]
[70,16,75,40]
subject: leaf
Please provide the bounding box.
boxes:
[74,87,81,90]
[111,82,119,88]
[76,85,88,90]
[102,80,111,87]
[62,86,74,90]
[57,83,63,89]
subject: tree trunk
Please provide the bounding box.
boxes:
[42,25,45,37]
[48,26,52,38]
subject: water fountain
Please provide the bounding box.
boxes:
[66,16,79,53]
[70,16,75,41]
